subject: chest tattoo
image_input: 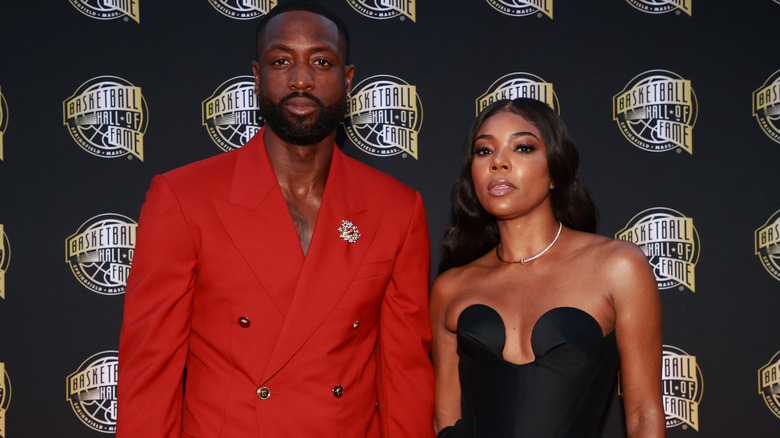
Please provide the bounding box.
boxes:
[287,202,311,255]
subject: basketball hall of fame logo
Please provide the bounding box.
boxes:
[347,0,416,22]
[755,209,780,281]
[663,345,702,431]
[759,350,780,419]
[753,70,780,144]
[613,70,697,154]
[203,76,263,152]
[486,0,553,19]
[66,351,118,433]
[0,363,10,438]
[476,72,559,116]
[208,0,275,20]
[0,85,7,161]
[65,213,137,295]
[343,74,422,159]
[626,0,692,16]
[0,224,9,300]
[616,207,699,292]
[69,0,140,23]
[63,76,148,161]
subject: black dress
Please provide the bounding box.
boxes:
[438,305,619,438]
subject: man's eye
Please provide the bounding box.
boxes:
[272,59,289,66]
[314,59,330,67]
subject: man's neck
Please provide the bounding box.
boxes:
[263,127,335,256]
[263,128,335,192]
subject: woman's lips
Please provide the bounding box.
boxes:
[488,179,516,196]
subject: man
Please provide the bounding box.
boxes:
[116,1,434,436]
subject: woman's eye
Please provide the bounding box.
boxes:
[515,144,535,153]
[473,147,492,156]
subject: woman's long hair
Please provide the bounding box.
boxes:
[438,98,597,273]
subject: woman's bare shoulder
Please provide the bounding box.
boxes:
[591,236,657,300]
[567,231,647,266]
[432,252,494,304]
[564,231,655,293]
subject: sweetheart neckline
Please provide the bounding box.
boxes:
[458,304,615,367]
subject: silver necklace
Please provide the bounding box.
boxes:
[496,221,562,265]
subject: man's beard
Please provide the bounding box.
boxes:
[259,91,346,145]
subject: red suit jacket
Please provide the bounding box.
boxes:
[117,130,434,437]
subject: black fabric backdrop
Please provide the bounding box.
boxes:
[1,1,779,436]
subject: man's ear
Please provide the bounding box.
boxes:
[345,64,355,96]
[252,61,261,96]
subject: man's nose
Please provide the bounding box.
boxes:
[289,64,314,91]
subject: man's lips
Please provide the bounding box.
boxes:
[487,179,516,196]
[284,97,319,116]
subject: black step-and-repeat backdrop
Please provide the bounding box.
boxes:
[1,1,779,436]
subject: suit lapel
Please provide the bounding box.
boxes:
[261,147,381,381]
[213,131,304,316]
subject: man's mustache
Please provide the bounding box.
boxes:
[279,92,324,109]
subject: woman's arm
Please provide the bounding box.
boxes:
[430,273,463,434]
[610,242,666,438]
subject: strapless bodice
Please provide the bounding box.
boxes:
[439,305,619,438]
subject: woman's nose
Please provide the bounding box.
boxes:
[490,152,511,171]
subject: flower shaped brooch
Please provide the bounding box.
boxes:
[338,220,361,243]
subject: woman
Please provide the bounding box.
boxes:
[431,98,664,437]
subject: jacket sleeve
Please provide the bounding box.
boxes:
[376,191,435,437]
[116,175,197,438]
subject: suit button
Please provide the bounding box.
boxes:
[238,316,250,328]
[333,385,344,398]
[257,386,270,400]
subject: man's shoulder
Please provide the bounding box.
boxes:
[340,150,417,198]
[162,132,264,185]
[162,148,239,184]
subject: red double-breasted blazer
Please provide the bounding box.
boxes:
[117,130,434,437]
